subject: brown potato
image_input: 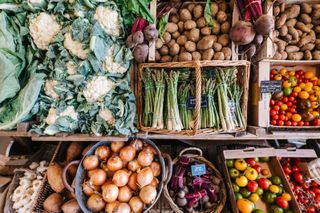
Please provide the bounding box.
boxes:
[201,27,211,36]
[177,21,184,33]
[155,51,161,61]
[300,13,312,24]
[66,142,82,162]
[167,39,176,48]
[186,3,195,12]
[155,38,163,49]
[286,19,297,27]
[193,5,203,19]
[170,43,180,56]
[213,43,222,52]
[221,22,230,33]
[273,6,280,17]
[192,51,201,60]
[312,5,320,19]
[301,3,312,13]
[177,35,187,45]
[218,34,230,47]
[218,1,229,12]
[287,52,304,60]
[296,22,311,33]
[288,26,299,40]
[196,17,207,28]
[197,36,214,50]
[213,52,225,60]
[47,163,64,193]
[170,15,179,24]
[172,55,179,62]
[185,41,196,52]
[301,43,315,51]
[285,45,300,53]
[188,28,200,42]
[62,199,81,213]
[285,5,300,19]
[217,11,227,23]
[312,50,320,60]
[159,45,169,55]
[161,55,172,62]
[184,20,196,30]
[172,31,181,39]
[44,193,63,212]
[276,14,287,29]
[298,35,313,47]
[279,25,288,37]
[180,9,192,21]
[211,2,219,16]
[202,49,214,60]
[222,47,232,60]
[212,22,221,35]
[179,52,192,61]
[304,50,312,60]
[166,23,178,33]
[162,32,171,44]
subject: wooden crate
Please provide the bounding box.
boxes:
[137,60,250,135]
[256,0,320,61]
[148,0,238,62]
[251,60,320,128]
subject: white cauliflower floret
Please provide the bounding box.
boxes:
[45,107,57,125]
[44,80,59,100]
[94,6,122,37]
[83,76,115,103]
[66,61,77,75]
[64,32,88,60]
[29,13,61,50]
[60,106,78,120]
[103,45,127,74]
[99,108,115,125]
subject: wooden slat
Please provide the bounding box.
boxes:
[31,134,128,142]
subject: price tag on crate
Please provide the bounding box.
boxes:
[187,95,208,110]
[191,164,206,176]
[260,80,282,93]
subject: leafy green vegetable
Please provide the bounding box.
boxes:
[0,73,45,130]
[157,12,170,39]
[127,0,154,24]
[204,0,215,27]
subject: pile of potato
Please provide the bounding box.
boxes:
[156,2,232,62]
[273,3,320,60]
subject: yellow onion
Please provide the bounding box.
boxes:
[119,145,136,162]
[107,155,123,172]
[128,173,138,191]
[139,185,157,204]
[137,167,153,188]
[102,183,119,202]
[129,196,145,213]
[112,170,130,187]
[118,186,132,202]
[111,141,125,153]
[137,150,154,167]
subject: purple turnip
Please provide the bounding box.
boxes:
[143,25,158,41]
[133,44,149,63]
[229,21,256,45]
[255,14,275,36]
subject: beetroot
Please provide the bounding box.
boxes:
[133,44,149,63]
[254,14,274,36]
[229,21,256,45]
[143,25,158,41]
[132,31,144,44]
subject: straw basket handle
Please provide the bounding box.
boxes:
[179,147,203,157]
[62,160,80,194]
[162,153,173,185]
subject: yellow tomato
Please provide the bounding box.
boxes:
[274,74,282,81]
[309,95,317,102]
[299,83,306,89]
[312,111,320,118]
[236,176,249,187]
[244,168,258,181]
[269,185,280,194]
[299,91,310,99]
[280,68,287,76]
[237,199,255,213]
[311,76,318,81]
[288,71,295,76]
[235,159,248,171]
[286,112,292,119]
[282,193,292,201]
[281,104,288,111]
[314,86,320,91]
[306,82,314,88]
[305,71,315,79]
[312,101,318,109]
[316,91,320,96]
[283,81,291,88]
[304,86,312,92]
[292,114,302,122]
[294,86,302,92]
[271,69,278,75]
[249,193,260,202]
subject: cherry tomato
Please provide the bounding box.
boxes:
[274,105,280,111]
[298,78,303,83]
[283,165,292,175]
[279,110,286,115]
[282,97,288,103]
[246,158,256,167]
[277,101,283,107]
[312,118,320,126]
[276,196,289,209]
[253,165,262,173]
[277,120,284,126]
[292,166,299,173]
[285,121,292,126]
[312,187,320,195]
[272,115,279,120]
[305,121,310,126]
[279,114,286,121]
[292,91,299,97]
[298,121,304,126]
[287,102,293,107]
[270,99,276,106]
[315,194,320,202]
[311,181,318,188]
[306,207,315,213]
[288,96,295,102]
[270,110,277,116]
[297,70,304,76]
[292,121,298,126]
[293,172,303,183]
[289,108,296,113]
[270,120,277,125]
[311,80,318,86]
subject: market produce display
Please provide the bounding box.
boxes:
[273,2,320,60]
[141,67,246,132]
[0,0,139,136]
[77,140,162,212]
[280,157,320,212]
[226,157,295,213]
[154,1,232,62]
[269,68,320,126]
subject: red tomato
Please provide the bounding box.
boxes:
[298,78,303,83]
[301,183,309,190]
[247,181,258,192]
[277,101,283,107]
[270,110,277,116]
[277,120,284,126]
[311,80,318,86]
[311,181,318,188]
[279,115,286,121]
[312,118,320,126]
[276,196,289,209]
[298,121,304,126]
[279,110,286,115]
[288,96,295,102]
[274,105,280,111]
[270,99,276,106]
[287,102,293,107]
[289,108,297,113]
[312,187,320,195]
[292,165,299,173]
[292,91,299,97]
[282,97,288,103]
[283,165,292,175]
[270,120,277,125]
[258,177,270,190]
[306,207,315,213]
[292,121,298,126]
[293,172,303,183]
[315,194,320,202]
[285,121,292,126]
[253,165,262,173]
[246,158,256,167]
[305,121,310,126]
[293,99,297,104]
[272,115,279,120]
[297,70,304,76]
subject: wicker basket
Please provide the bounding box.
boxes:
[137,60,250,135]
[163,147,227,213]
[4,142,61,213]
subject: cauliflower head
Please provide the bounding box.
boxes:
[103,45,127,74]
[64,32,88,60]
[83,76,115,103]
[29,13,61,50]
[94,6,122,37]
[60,106,78,120]
[44,80,59,100]
[66,61,77,75]
[99,108,115,126]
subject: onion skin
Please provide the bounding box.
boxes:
[120,145,136,162]
[102,183,119,202]
[137,167,153,188]
[112,170,130,187]
[105,201,120,213]
[83,181,100,196]
[95,145,111,161]
[107,155,123,172]
[111,141,125,153]
[129,196,145,213]
[130,139,143,151]
[143,145,157,155]
[113,203,131,213]
[83,155,99,170]
[139,185,157,204]
[150,161,161,177]
[128,160,141,172]
[87,194,105,212]
[128,173,139,191]
[150,177,159,188]
[137,150,154,167]
[90,169,107,186]
[118,186,133,202]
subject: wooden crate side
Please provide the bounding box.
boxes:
[148,0,157,62]
[231,1,239,61]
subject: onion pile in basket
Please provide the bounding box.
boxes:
[82,140,161,213]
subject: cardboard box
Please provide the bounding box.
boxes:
[222,147,300,213]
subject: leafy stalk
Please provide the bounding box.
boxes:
[152,69,165,129]
[142,68,155,127]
